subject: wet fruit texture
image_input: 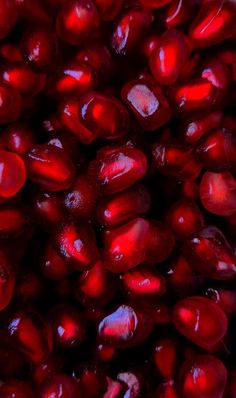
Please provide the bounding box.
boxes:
[0,0,235,396]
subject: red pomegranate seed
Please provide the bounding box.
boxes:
[196,128,236,172]
[189,0,236,48]
[15,0,52,24]
[184,226,236,280]
[40,374,78,398]
[0,250,15,311]
[5,310,53,363]
[205,286,236,316]
[150,29,191,85]
[50,305,86,348]
[200,171,236,216]
[47,62,97,98]
[75,43,114,82]
[181,111,223,144]
[97,184,151,228]
[111,7,153,55]
[145,220,175,263]
[0,0,17,39]
[54,222,99,270]
[32,191,64,228]
[25,144,75,191]
[166,255,203,297]
[0,42,23,63]
[121,78,171,130]
[180,355,227,398]
[74,363,107,397]
[78,91,129,140]
[15,271,43,303]
[104,217,149,273]
[2,122,35,155]
[153,337,179,380]
[98,304,153,349]
[91,147,147,194]
[74,260,115,305]
[117,371,143,398]
[56,0,100,46]
[152,143,202,181]
[139,0,172,9]
[169,78,218,114]
[166,199,204,240]
[0,62,46,97]
[173,296,228,350]
[94,0,124,20]
[165,0,195,29]
[0,150,26,198]
[121,264,166,298]
[0,84,21,124]
[40,243,71,280]
[0,380,34,398]
[0,207,28,237]
[20,24,59,73]
[155,381,180,398]
[32,354,63,385]
[64,174,97,220]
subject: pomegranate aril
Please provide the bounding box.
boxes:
[15,0,52,23]
[205,286,236,316]
[152,143,201,181]
[200,171,236,216]
[32,354,63,385]
[0,207,29,237]
[138,0,172,9]
[117,371,143,398]
[145,220,175,263]
[155,381,180,398]
[150,29,191,86]
[184,226,236,280]
[173,296,228,350]
[91,147,147,194]
[74,363,107,398]
[181,111,223,144]
[40,374,78,398]
[0,150,26,198]
[94,0,124,20]
[98,304,152,349]
[111,7,153,55]
[0,380,34,398]
[74,260,115,305]
[121,78,171,130]
[31,191,64,228]
[180,355,227,398]
[5,310,53,363]
[50,305,86,348]
[0,42,23,63]
[40,243,71,280]
[54,222,99,270]
[75,43,114,82]
[25,144,75,191]
[189,0,236,48]
[121,264,166,298]
[96,184,151,228]
[64,174,97,220]
[0,62,46,97]
[56,0,100,46]
[47,62,97,98]
[165,0,195,29]
[0,84,21,124]
[104,217,149,273]
[166,199,204,240]
[169,78,218,115]
[20,24,58,73]
[78,91,129,140]
[2,122,35,155]
[15,271,43,303]
[153,337,179,380]
[166,255,203,297]
[0,250,15,311]
[0,0,17,39]
[196,128,236,172]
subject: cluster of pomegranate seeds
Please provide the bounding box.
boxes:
[0,0,236,397]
